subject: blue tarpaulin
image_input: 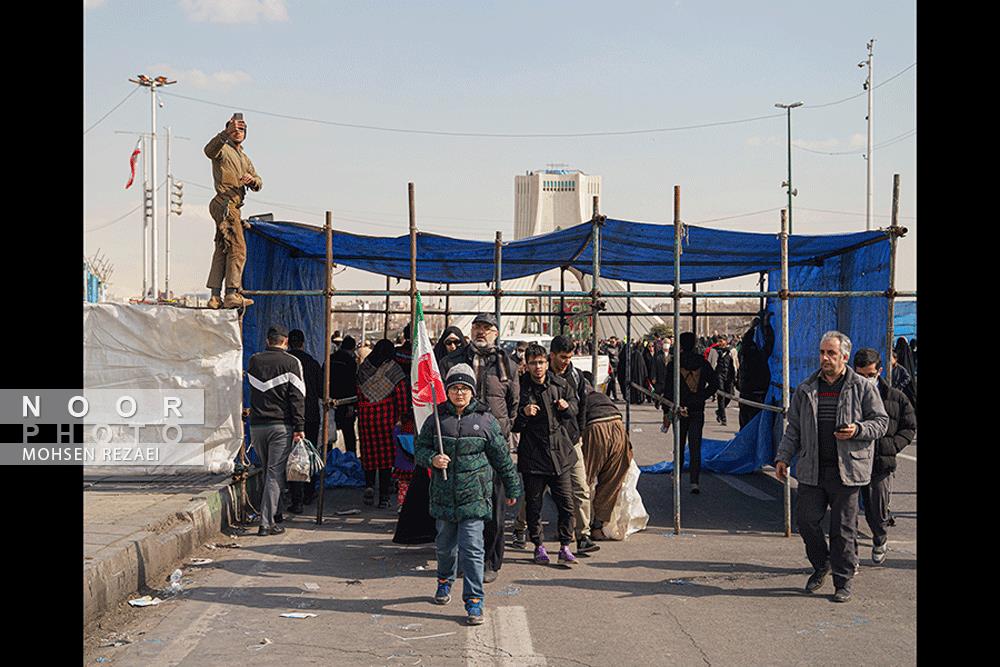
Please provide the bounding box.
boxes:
[894,300,917,341]
[243,217,891,475]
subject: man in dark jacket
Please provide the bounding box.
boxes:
[659,332,719,494]
[329,335,359,455]
[286,329,324,512]
[548,335,600,554]
[440,313,519,582]
[513,344,579,566]
[853,348,916,564]
[604,336,620,401]
[247,325,306,536]
[709,336,736,425]
[737,311,775,428]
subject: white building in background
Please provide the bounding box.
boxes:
[453,166,665,343]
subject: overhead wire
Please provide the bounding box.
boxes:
[793,128,916,156]
[84,178,167,233]
[155,62,913,139]
[84,86,142,135]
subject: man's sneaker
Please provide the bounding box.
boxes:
[433,579,452,605]
[833,587,853,603]
[854,562,861,575]
[274,512,284,524]
[872,543,887,564]
[257,526,270,536]
[720,418,727,426]
[691,483,701,495]
[576,536,601,553]
[557,545,578,565]
[590,527,610,541]
[483,568,498,584]
[533,544,550,565]
[465,598,484,625]
[511,530,526,549]
[804,567,830,593]
[223,292,253,309]
[207,295,223,309]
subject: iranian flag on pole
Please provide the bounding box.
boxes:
[124,138,141,189]
[411,291,446,432]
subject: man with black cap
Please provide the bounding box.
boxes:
[247,325,306,536]
[440,313,519,583]
[286,329,324,513]
[204,113,262,310]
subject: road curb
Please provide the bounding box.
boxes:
[84,471,261,630]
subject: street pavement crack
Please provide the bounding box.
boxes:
[664,605,711,666]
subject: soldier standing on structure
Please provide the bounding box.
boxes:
[204,113,262,309]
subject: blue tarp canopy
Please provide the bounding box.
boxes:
[894,300,917,341]
[243,216,892,475]
[246,218,885,284]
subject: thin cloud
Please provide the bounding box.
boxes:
[179,0,289,24]
[148,64,253,90]
[84,0,106,8]
[794,138,840,151]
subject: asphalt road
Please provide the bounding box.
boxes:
[85,401,916,666]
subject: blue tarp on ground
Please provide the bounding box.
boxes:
[243,217,891,475]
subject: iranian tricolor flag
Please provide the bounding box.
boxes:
[411,291,447,431]
[124,138,141,189]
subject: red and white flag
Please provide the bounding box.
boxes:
[124,138,141,189]
[411,292,446,432]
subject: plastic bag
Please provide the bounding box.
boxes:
[603,458,649,540]
[286,438,312,482]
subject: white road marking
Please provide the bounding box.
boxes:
[467,605,547,666]
[711,473,776,501]
[897,453,916,462]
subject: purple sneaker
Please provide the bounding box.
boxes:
[533,544,550,564]
[558,545,578,565]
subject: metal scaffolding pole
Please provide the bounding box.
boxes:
[445,283,451,329]
[780,209,792,537]
[408,182,417,329]
[495,231,503,334]
[886,174,900,380]
[383,276,391,340]
[691,283,698,336]
[758,272,766,312]
[591,196,601,380]
[559,267,567,334]
[672,185,682,535]
[317,212,333,525]
[625,281,632,433]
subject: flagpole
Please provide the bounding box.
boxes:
[430,382,447,481]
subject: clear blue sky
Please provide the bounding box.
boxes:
[84,0,916,298]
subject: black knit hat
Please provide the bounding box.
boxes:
[445,363,477,396]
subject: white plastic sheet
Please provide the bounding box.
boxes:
[83,303,244,474]
[603,458,649,540]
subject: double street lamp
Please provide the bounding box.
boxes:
[775,101,803,234]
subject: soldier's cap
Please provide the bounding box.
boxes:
[472,313,498,329]
[267,325,289,339]
[445,363,477,396]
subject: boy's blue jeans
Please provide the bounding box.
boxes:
[436,518,485,602]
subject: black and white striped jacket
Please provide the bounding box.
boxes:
[247,346,306,430]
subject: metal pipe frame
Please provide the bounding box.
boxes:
[240,180,914,541]
[495,231,503,335]
[672,185,682,535]
[780,209,792,538]
[317,212,333,525]
[327,308,763,318]
[591,196,602,380]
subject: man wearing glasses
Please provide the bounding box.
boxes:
[440,314,519,583]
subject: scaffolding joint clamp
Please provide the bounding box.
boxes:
[884,288,898,299]
[778,289,791,301]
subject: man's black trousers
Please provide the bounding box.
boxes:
[796,465,860,589]
[523,470,575,547]
[483,474,506,572]
[678,411,705,485]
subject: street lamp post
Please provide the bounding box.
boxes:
[775,101,803,235]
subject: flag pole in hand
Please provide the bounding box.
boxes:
[430,382,447,481]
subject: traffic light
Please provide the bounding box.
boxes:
[170,179,183,216]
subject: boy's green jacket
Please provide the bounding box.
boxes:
[414,398,523,522]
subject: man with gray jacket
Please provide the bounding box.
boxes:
[775,331,888,603]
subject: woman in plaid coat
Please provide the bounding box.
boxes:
[357,339,410,508]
